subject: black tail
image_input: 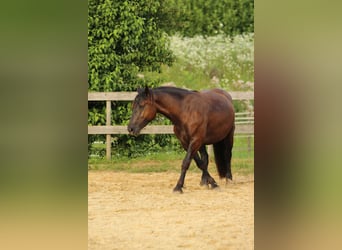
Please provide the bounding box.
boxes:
[213,140,228,178]
[213,126,234,179]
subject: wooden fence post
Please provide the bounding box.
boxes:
[106,100,111,160]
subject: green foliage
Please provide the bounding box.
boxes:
[145,33,254,89]
[113,134,183,158]
[88,0,175,157]
[158,0,254,37]
[88,0,174,92]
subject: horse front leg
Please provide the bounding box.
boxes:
[173,141,200,193]
[173,152,192,193]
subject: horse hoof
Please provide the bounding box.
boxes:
[200,180,208,186]
[173,185,183,193]
[211,183,219,189]
[225,178,234,184]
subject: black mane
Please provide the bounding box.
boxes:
[153,87,197,100]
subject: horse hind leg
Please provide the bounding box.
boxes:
[194,145,218,189]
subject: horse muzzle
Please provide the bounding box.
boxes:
[127,125,140,136]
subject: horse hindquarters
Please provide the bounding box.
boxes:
[213,125,234,180]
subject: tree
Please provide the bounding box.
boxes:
[88,0,174,157]
[88,0,174,92]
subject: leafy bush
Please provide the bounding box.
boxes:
[88,0,174,92]
[158,0,254,37]
[88,0,175,157]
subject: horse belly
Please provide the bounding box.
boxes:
[204,114,233,144]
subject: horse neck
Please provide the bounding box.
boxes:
[153,91,183,124]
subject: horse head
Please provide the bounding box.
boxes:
[128,86,157,136]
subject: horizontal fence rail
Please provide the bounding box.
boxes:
[88,124,254,135]
[88,91,254,159]
[88,91,254,101]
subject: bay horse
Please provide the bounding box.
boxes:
[128,86,235,193]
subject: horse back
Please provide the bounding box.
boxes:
[210,88,233,103]
[200,89,234,113]
[180,89,234,121]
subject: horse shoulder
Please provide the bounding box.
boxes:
[172,94,206,138]
[182,95,208,121]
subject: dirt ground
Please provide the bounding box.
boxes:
[88,171,254,250]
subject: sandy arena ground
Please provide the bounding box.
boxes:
[88,171,254,250]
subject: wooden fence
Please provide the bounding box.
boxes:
[88,91,254,160]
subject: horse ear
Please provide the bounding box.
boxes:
[144,86,153,101]
[144,86,150,95]
[137,86,143,94]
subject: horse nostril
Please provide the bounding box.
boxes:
[128,126,133,133]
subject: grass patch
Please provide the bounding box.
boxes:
[88,151,182,172]
[231,158,254,175]
[88,145,254,175]
[89,136,254,174]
